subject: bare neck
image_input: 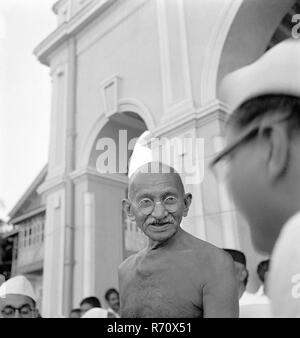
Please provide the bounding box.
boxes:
[147,227,186,251]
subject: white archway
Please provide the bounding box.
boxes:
[78,98,156,170]
[199,0,296,105]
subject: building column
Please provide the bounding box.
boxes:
[71,168,127,306]
[40,186,66,317]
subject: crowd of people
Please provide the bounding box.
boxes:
[0,275,120,318]
[71,289,120,318]
[0,257,271,318]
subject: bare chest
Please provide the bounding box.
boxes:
[121,251,203,318]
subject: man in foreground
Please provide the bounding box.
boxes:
[215,38,300,317]
[0,275,38,318]
[119,162,239,318]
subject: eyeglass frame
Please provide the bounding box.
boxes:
[131,195,180,216]
[209,113,293,174]
[1,304,35,318]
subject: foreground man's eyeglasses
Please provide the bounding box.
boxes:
[209,114,292,181]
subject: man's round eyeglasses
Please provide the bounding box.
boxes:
[1,305,34,317]
[135,196,179,215]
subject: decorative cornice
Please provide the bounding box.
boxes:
[8,165,48,219]
[34,0,118,65]
[16,260,44,275]
[10,207,46,225]
[70,167,128,187]
[152,100,230,137]
[37,174,66,196]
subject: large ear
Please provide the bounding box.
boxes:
[122,198,135,221]
[240,268,248,283]
[263,123,289,181]
[182,193,192,217]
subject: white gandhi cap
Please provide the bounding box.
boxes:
[219,39,300,112]
[81,307,108,318]
[0,275,37,302]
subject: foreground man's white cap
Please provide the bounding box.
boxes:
[81,307,108,318]
[0,275,36,302]
[219,39,300,111]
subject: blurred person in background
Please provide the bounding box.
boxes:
[79,296,101,317]
[80,296,116,318]
[69,308,81,318]
[223,249,249,300]
[104,288,120,318]
[224,250,271,317]
[256,260,270,297]
[0,275,38,318]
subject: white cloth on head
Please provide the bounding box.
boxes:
[219,39,300,111]
[268,211,300,317]
[0,275,36,302]
[108,307,120,318]
[81,307,108,318]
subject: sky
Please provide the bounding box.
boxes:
[0,0,57,219]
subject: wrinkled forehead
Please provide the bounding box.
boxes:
[129,172,184,200]
[0,294,35,308]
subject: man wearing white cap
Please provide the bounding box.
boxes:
[211,38,300,317]
[0,275,38,318]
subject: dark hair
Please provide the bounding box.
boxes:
[105,288,119,302]
[243,270,249,288]
[224,249,248,288]
[80,296,101,308]
[228,94,300,137]
[257,260,270,283]
[223,249,246,266]
[71,308,81,314]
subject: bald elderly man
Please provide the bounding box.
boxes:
[119,162,239,318]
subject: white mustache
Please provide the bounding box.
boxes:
[146,217,175,226]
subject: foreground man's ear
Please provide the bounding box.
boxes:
[183,193,192,217]
[122,199,135,221]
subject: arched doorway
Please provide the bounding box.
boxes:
[73,109,150,304]
[217,0,297,86]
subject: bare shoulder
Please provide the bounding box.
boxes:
[118,248,146,276]
[182,230,234,271]
[118,253,137,275]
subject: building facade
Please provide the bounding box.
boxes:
[33,0,299,317]
[8,166,47,311]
